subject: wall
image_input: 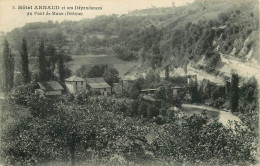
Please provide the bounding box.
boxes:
[46,90,62,96]
[100,87,112,96]
[74,81,86,92]
[65,81,87,94]
[65,82,75,93]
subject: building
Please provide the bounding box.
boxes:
[140,84,185,99]
[35,81,64,96]
[172,84,185,97]
[141,88,159,96]
[187,75,197,87]
[65,75,86,94]
[85,78,111,96]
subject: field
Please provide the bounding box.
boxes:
[67,54,139,77]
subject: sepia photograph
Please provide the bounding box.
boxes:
[0,0,259,165]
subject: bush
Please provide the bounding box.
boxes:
[0,96,258,165]
[7,82,36,106]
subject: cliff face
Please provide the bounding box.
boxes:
[124,0,260,84]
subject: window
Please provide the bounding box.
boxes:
[75,82,77,86]
[81,81,83,85]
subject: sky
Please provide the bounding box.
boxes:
[0,0,195,32]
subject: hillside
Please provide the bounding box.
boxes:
[0,0,259,84]
[118,0,259,83]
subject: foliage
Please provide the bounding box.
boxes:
[76,64,119,86]
[38,40,49,82]
[102,65,119,86]
[152,116,257,165]
[7,82,36,106]
[19,37,30,84]
[129,77,145,99]
[0,91,258,165]
[239,77,259,136]
[230,73,239,113]
[2,40,15,94]
[75,64,90,78]
[198,79,229,109]
[112,45,137,61]
[56,53,70,82]
[87,65,107,78]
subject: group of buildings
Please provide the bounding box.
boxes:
[35,75,112,96]
[35,74,197,98]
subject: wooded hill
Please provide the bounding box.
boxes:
[1,0,259,76]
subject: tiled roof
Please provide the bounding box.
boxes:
[65,75,85,82]
[85,78,111,89]
[38,81,64,91]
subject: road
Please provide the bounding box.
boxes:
[0,92,4,100]
[182,104,241,127]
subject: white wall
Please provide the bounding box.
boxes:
[65,82,75,93]
[66,81,87,94]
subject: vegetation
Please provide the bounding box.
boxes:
[230,73,239,112]
[19,38,30,84]
[38,40,49,82]
[0,82,258,165]
[2,40,14,94]
[0,0,259,165]
[76,64,119,86]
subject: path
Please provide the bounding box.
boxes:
[182,104,241,126]
[0,92,4,100]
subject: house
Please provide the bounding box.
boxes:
[35,81,64,96]
[187,75,197,87]
[140,84,185,99]
[65,75,86,94]
[141,88,159,96]
[172,84,185,97]
[85,77,111,96]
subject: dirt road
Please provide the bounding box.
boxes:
[182,104,241,126]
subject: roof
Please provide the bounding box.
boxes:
[85,77,111,89]
[65,75,85,82]
[37,81,64,91]
[172,84,185,89]
[141,88,159,92]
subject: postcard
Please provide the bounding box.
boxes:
[0,0,259,165]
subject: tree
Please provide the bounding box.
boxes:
[57,54,65,82]
[2,40,14,94]
[103,65,119,86]
[46,44,57,73]
[165,65,169,80]
[19,37,30,84]
[87,65,107,78]
[230,73,239,113]
[130,77,145,99]
[38,40,48,82]
[76,65,91,78]
[151,42,162,69]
